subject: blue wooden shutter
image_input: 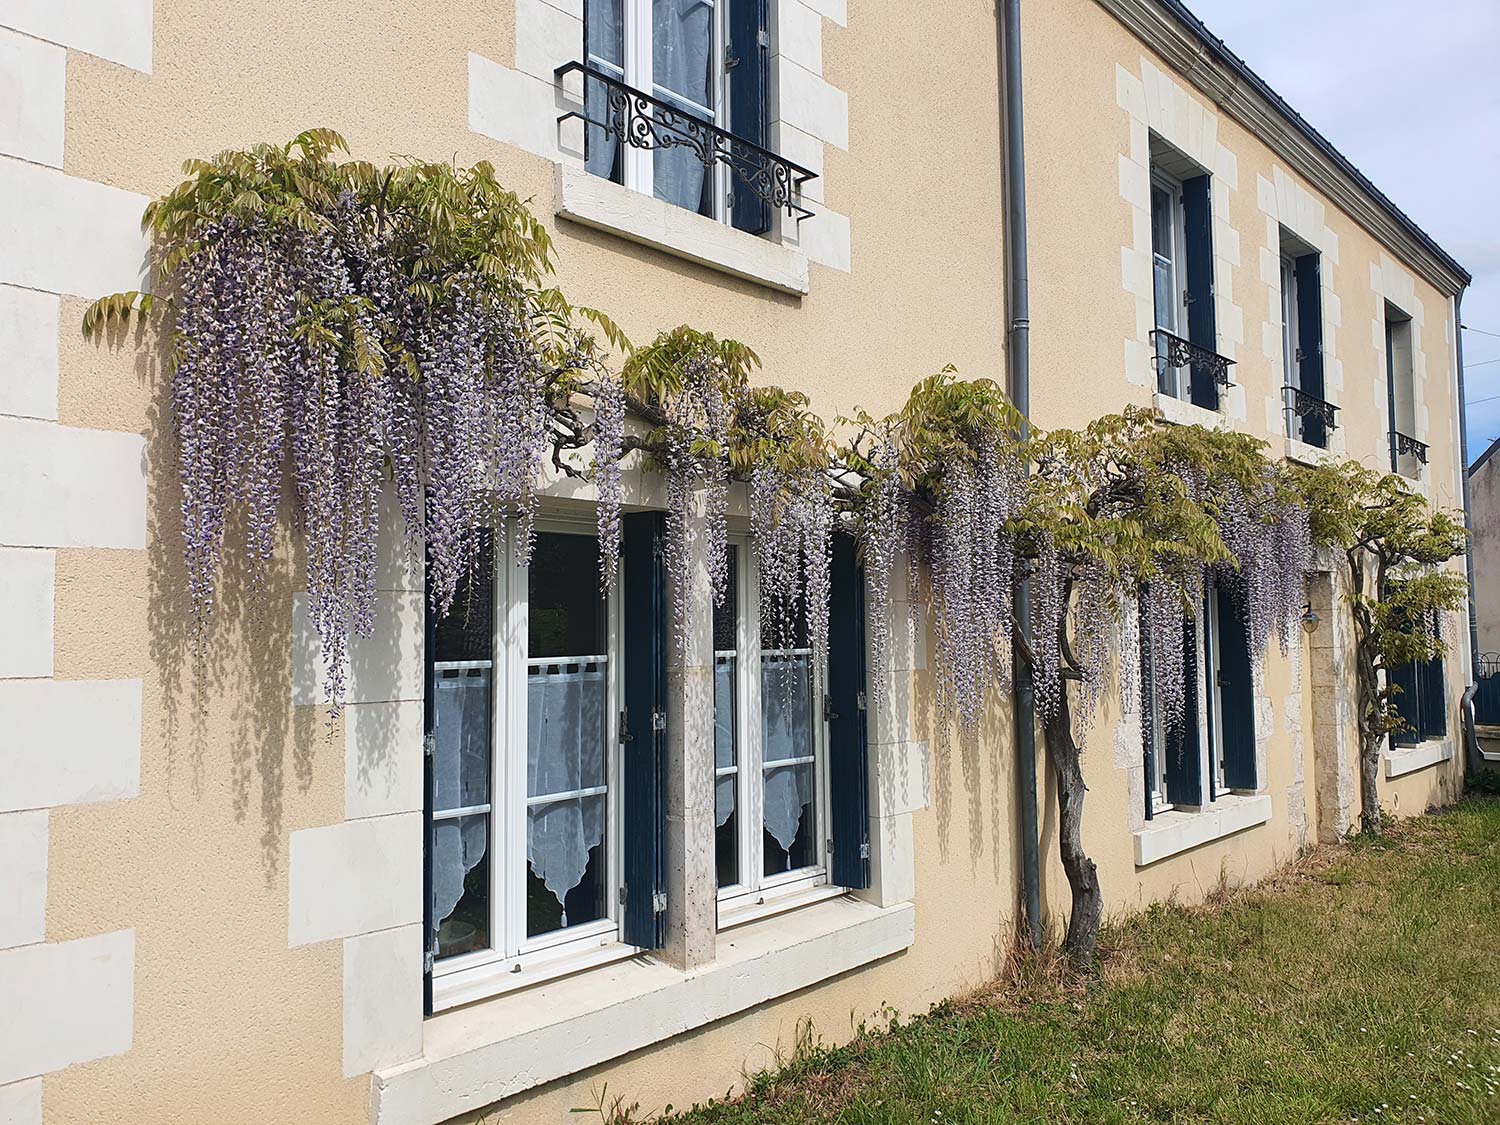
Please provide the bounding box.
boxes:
[621,511,667,949]
[728,0,770,235]
[1165,614,1204,806]
[1182,174,1219,410]
[1215,581,1257,790]
[1295,252,1326,447]
[826,532,871,889]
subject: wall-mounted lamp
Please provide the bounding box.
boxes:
[1301,602,1321,635]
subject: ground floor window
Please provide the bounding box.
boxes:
[1142,579,1257,818]
[428,521,625,993]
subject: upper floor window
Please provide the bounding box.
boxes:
[582,0,787,235]
[1385,304,1427,477]
[1148,138,1229,410]
[1279,231,1336,450]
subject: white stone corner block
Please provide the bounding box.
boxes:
[514,0,582,84]
[0,1077,40,1125]
[860,812,915,909]
[772,58,847,151]
[797,0,845,26]
[0,548,54,678]
[0,810,46,949]
[872,740,929,818]
[774,0,823,74]
[0,159,150,298]
[0,929,135,1086]
[289,813,422,947]
[0,417,146,550]
[0,679,142,814]
[0,284,60,420]
[344,924,424,1077]
[794,205,849,273]
[292,591,424,707]
[345,700,424,821]
[0,28,63,167]
[468,53,567,165]
[0,0,154,72]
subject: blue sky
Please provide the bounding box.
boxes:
[1184,0,1500,464]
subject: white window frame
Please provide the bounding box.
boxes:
[715,533,834,927]
[1150,172,1191,401]
[431,515,636,1011]
[587,0,733,224]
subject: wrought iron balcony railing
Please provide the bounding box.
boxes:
[555,62,817,222]
[1392,430,1429,465]
[1283,385,1339,431]
[1150,328,1236,388]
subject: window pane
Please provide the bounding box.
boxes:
[653,0,713,109]
[653,0,715,215]
[762,650,816,875]
[432,813,489,957]
[763,763,815,874]
[433,668,491,809]
[586,0,623,67]
[527,794,608,935]
[430,530,493,962]
[526,532,609,939]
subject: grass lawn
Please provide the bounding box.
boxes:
[658,798,1500,1125]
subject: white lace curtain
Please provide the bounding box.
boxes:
[761,653,814,852]
[526,662,608,923]
[431,672,492,929]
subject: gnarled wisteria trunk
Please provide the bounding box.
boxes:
[1043,688,1103,966]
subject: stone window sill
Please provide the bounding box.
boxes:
[1284,436,1337,467]
[371,895,914,1125]
[1383,739,1453,778]
[1132,793,1272,867]
[554,163,810,296]
[1152,391,1225,430]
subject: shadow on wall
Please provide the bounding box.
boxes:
[100,316,325,883]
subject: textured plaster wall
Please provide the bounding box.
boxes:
[21,0,1469,1122]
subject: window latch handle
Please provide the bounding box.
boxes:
[823,694,837,722]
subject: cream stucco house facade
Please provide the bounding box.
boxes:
[0,1,1474,1123]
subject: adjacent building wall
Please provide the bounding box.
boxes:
[0,0,1470,1122]
[1470,440,1500,655]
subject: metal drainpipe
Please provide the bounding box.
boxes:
[1000,0,1043,951]
[1457,290,1478,680]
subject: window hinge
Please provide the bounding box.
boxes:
[618,884,628,906]
[423,734,436,758]
[619,709,631,744]
[822,694,836,722]
[652,709,667,733]
[724,43,741,71]
[1183,288,1196,306]
[652,891,668,915]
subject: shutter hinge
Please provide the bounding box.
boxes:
[859,840,870,860]
[652,709,667,732]
[652,891,668,915]
[423,734,436,757]
[619,709,632,744]
[757,29,770,49]
[423,948,435,975]
[724,43,741,70]
[618,884,628,906]
[822,694,836,722]
[856,690,867,712]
